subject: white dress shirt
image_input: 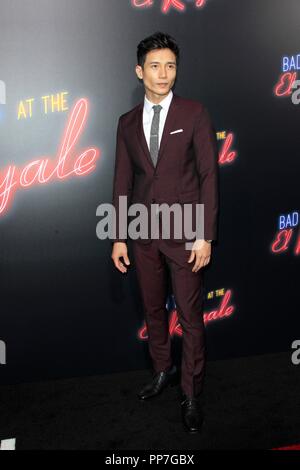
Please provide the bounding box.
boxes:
[143,89,173,150]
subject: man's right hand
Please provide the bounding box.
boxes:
[111,242,130,273]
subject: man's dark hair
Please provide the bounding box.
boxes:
[137,31,180,68]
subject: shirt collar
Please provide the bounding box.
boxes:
[144,89,173,114]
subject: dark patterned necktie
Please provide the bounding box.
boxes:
[149,104,162,167]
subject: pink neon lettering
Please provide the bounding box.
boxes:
[132,0,206,12]
[271,229,293,253]
[0,98,100,215]
[219,133,237,164]
[138,289,234,339]
[274,72,297,96]
[294,232,300,255]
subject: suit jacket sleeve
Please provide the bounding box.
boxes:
[111,116,134,244]
[193,105,219,241]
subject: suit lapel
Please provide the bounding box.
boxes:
[136,93,179,169]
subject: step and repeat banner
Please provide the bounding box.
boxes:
[0,0,299,384]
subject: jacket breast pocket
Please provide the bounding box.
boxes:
[169,130,193,149]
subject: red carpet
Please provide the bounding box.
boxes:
[273,443,300,450]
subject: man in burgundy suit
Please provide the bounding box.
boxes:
[111,32,219,433]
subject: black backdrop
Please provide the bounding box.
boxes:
[0,0,299,384]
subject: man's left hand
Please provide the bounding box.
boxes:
[187,239,211,272]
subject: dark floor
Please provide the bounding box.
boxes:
[0,351,299,450]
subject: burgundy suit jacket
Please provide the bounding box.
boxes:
[112,92,219,244]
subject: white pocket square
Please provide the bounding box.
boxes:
[170,129,183,134]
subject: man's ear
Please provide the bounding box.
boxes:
[135,64,143,81]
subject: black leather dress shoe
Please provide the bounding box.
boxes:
[181,393,204,433]
[138,365,178,400]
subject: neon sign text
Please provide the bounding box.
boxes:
[138,288,235,339]
[274,72,297,97]
[0,98,100,215]
[278,211,299,230]
[131,0,207,14]
[271,229,300,256]
[282,55,300,72]
[217,131,237,165]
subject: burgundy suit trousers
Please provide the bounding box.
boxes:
[132,236,206,398]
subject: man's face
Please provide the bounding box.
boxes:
[136,48,177,98]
